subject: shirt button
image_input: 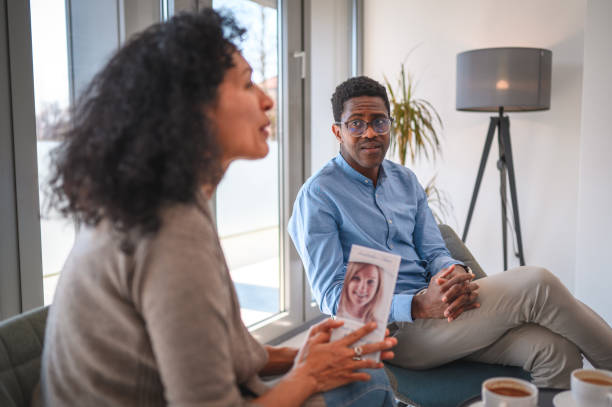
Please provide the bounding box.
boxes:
[364,180,369,184]
[388,219,392,224]
[389,244,394,249]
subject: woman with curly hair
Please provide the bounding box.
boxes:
[338,263,384,324]
[38,9,397,407]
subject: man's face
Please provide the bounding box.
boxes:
[332,96,390,180]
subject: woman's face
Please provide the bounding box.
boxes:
[347,265,379,307]
[209,52,274,168]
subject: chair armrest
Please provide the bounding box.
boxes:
[437,225,486,280]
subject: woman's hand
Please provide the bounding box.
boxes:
[260,346,299,376]
[255,319,396,407]
[289,318,397,394]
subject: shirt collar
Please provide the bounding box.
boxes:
[334,153,388,186]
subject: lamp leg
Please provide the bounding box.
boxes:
[500,116,526,266]
[462,117,497,242]
[497,122,509,271]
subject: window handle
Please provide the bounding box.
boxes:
[293,51,306,79]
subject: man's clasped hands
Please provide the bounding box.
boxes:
[410,265,481,322]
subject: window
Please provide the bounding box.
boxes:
[18,0,311,340]
[3,0,361,339]
[29,0,163,305]
[212,0,281,327]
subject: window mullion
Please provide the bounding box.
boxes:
[6,0,44,313]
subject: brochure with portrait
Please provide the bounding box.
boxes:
[330,244,401,362]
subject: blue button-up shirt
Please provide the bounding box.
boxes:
[288,154,462,322]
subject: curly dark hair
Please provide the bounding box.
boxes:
[331,76,390,122]
[48,9,244,236]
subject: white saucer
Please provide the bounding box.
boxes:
[553,390,576,407]
[465,392,574,407]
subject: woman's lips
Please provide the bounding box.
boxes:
[260,122,271,137]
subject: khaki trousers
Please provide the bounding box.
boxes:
[389,267,612,388]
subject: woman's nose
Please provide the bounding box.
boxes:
[258,85,274,111]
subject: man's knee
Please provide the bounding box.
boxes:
[512,266,562,291]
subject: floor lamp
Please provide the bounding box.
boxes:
[456,47,552,270]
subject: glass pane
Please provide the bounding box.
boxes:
[31,0,161,305]
[213,0,281,327]
[30,0,73,305]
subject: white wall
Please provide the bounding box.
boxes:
[363,0,586,290]
[575,0,612,324]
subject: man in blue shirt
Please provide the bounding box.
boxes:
[288,76,612,388]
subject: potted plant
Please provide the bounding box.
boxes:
[384,63,443,165]
[384,64,450,222]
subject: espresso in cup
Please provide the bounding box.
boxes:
[579,376,612,386]
[488,386,532,397]
[482,377,538,407]
[571,368,612,407]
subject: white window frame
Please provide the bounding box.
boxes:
[0,0,43,320]
[1,0,364,344]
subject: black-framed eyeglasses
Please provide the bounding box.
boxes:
[334,117,394,137]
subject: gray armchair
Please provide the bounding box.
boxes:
[384,225,530,407]
[0,306,49,407]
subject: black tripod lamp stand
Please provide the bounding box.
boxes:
[456,47,552,270]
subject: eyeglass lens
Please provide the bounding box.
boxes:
[348,118,391,135]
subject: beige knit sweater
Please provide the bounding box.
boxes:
[39,195,269,406]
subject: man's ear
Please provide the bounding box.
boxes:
[332,124,342,143]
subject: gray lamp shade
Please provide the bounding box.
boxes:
[456,47,552,112]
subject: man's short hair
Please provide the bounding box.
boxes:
[331,76,390,122]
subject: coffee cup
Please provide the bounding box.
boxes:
[571,368,612,407]
[482,377,538,407]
